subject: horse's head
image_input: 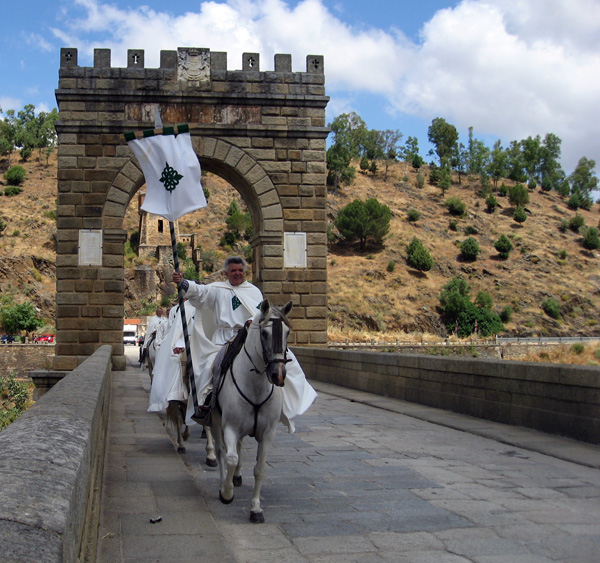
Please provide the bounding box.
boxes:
[257,299,293,387]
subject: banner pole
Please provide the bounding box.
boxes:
[169,220,202,421]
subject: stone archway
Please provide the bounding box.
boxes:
[55,47,329,370]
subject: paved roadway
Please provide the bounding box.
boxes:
[97,346,600,562]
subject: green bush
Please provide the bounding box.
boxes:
[386,260,395,273]
[444,196,466,216]
[499,305,513,323]
[460,237,480,261]
[464,225,478,235]
[0,372,31,431]
[406,237,433,272]
[541,297,561,319]
[407,208,421,222]
[498,183,508,197]
[449,220,458,231]
[3,166,26,186]
[568,214,585,233]
[485,194,498,213]
[513,206,527,224]
[475,291,493,309]
[416,172,425,189]
[494,234,513,259]
[557,249,568,260]
[571,343,585,355]
[4,186,23,197]
[559,219,568,233]
[582,227,600,250]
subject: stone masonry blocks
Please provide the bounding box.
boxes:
[56,47,329,365]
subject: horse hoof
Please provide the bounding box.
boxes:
[233,475,242,487]
[250,511,264,524]
[206,457,218,468]
[177,446,186,454]
[219,491,234,504]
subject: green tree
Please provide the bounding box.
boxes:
[487,140,508,187]
[460,237,481,261]
[1,302,44,334]
[359,155,370,173]
[335,198,391,250]
[508,183,529,207]
[505,140,527,183]
[539,133,563,190]
[378,129,403,182]
[513,206,527,224]
[493,234,513,259]
[521,135,541,184]
[568,157,598,199]
[428,117,459,164]
[568,213,585,232]
[406,237,433,272]
[582,227,600,251]
[467,127,491,175]
[326,143,355,190]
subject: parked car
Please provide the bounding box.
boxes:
[37,334,55,343]
[0,334,15,344]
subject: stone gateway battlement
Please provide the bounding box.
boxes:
[55,47,329,370]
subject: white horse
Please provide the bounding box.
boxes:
[145,336,157,383]
[210,299,292,523]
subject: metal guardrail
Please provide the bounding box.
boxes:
[328,336,600,349]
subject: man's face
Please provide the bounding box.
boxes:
[157,309,163,317]
[226,263,246,286]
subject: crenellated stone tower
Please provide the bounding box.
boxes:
[55,47,329,370]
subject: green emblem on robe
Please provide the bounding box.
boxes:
[232,295,241,310]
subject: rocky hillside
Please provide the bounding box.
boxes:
[1,152,599,340]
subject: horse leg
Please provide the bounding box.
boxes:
[219,426,239,504]
[249,429,276,523]
[167,401,186,454]
[204,427,217,467]
[233,439,243,487]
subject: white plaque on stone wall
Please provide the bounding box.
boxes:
[284,232,307,268]
[78,229,103,266]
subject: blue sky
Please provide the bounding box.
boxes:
[1,0,599,182]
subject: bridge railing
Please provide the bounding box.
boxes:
[293,347,600,445]
[0,345,112,562]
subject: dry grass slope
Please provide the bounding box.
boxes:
[1,152,599,363]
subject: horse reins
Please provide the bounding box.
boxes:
[216,318,288,437]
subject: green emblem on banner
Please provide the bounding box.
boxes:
[232,295,241,310]
[160,161,183,192]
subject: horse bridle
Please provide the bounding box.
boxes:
[216,317,290,437]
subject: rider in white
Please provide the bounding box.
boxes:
[140,307,166,367]
[172,256,317,433]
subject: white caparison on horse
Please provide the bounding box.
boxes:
[210,298,293,523]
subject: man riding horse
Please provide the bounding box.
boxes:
[172,256,317,433]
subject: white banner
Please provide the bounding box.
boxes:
[127,131,206,222]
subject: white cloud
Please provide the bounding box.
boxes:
[0,97,23,113]
[47,0,599,173]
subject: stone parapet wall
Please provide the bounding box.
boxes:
[0,344,55,377]
[0,346,111,562]
[293,347,600,444]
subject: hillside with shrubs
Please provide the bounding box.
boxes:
[1,109,600,350]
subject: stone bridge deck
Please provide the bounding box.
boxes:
[98,347,600,562]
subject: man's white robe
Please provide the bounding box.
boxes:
[142,314,166,352]
[148,300,195,412]
[182,279,317,432]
